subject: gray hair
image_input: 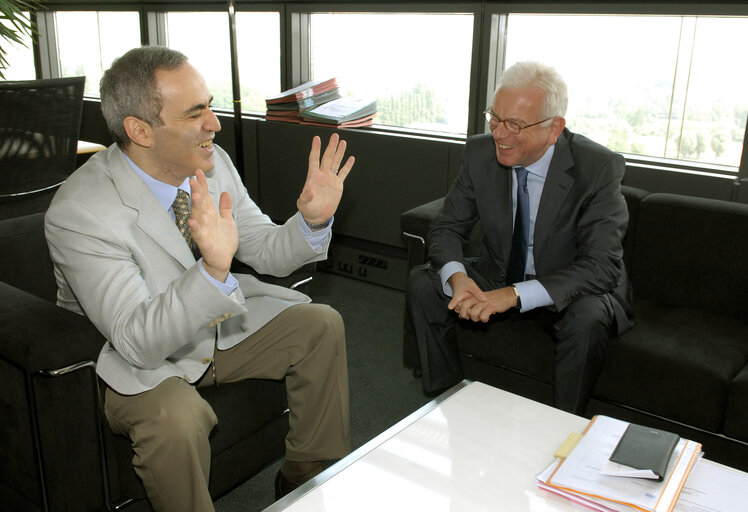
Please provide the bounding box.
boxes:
[100,46,188,147]
[495,61,568,119]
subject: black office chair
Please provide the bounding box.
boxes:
[0,76,85,218]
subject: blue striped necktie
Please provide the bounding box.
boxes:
[507,166,529,285]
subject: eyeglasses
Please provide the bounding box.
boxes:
[483,110,552,134]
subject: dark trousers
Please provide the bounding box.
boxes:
[405,263,615,414]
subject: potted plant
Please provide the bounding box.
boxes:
[0,0,41,79]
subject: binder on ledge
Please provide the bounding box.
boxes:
[264,78,338,105]
[299,97,377,127]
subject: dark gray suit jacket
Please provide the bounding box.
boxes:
[428,128,633,332]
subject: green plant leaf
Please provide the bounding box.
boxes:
[0,0,43,79]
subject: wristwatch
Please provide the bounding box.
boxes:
[511,285,522,310]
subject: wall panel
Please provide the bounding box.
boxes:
[256,121,454,248]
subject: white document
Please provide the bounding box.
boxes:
[537,459,632,512]
[600,459,660,480]
[546,416,701,512]
[674,460,748,512]
[539,457,747,512]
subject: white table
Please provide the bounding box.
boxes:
[264,381,746,512]
[264,380,588,512]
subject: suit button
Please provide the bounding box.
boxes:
[202,357,212,364]
[209,312,232,327]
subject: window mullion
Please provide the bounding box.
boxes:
[738,118,748,187]
[478,11,508,135]
[675,17,699,160]
[285,10,310,90]
[146,11,168,46]
[35,11,59,79]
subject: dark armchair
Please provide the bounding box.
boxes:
[0,212,290,511]
[0,77,85,219]
[400,186,646,404]
[400,187,748,472]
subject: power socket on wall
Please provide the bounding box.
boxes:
[321,244,407,291]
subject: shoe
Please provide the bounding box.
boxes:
[274,469,302,500]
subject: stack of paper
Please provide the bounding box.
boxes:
[536,415,702,512]
[299,96,377,128]
[265,78,340,123]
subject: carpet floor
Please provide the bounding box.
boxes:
[214,270,430,512]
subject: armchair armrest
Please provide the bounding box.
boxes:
[0,281,110,511]
[401,197,445,240]
[401,197,445,271]
[0,282,103,373]
[230,258,316,293]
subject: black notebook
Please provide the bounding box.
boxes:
[608,423,679,481]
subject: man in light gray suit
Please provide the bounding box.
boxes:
[407,61,633,414]
[45,46,354,511]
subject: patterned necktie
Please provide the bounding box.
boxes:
[507,167,530,285]
[172,189,194,251]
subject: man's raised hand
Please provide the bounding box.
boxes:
[297,134,355,228]
[188,169,238,282]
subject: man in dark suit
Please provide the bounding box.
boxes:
[406,61,633,414]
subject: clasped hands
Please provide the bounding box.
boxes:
[447,272,519,323]
[188,134,355,283]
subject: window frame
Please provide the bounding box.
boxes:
[284,2,484,138]
[483,2,748,184]
[228,4,284,115]
[34,5,145,81]
[28,1,748,183]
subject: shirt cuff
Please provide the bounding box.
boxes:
[438,261,466,297]
[297,212,333,251]
[513,279,553,312]
[199,260,239,296]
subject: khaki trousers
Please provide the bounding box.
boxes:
[104,303,351,512]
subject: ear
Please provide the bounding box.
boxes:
[123,116,153,148]
[547,116,566,145]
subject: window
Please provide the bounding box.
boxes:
[165,12,232,110]
[235,11,281,113]
[309,12,474,134]
[0,12,35,80]
[503,14,748,169]
[55,11,140,97]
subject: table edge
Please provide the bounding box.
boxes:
[261,379,472,511]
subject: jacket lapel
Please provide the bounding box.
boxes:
[495,162,515,267]
[108,147,197,269]
[206,171,221,209]
[534,130,575,259]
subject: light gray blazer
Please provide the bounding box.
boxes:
[45,144,328,395]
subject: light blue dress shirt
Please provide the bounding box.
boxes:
[124,153,331,296]
[439,146,555,312]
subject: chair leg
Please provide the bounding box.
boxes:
[36,361,113,510]
[25,371,50,512]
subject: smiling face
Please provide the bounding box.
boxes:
[136,62,221,185]
[489,85,565,168]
